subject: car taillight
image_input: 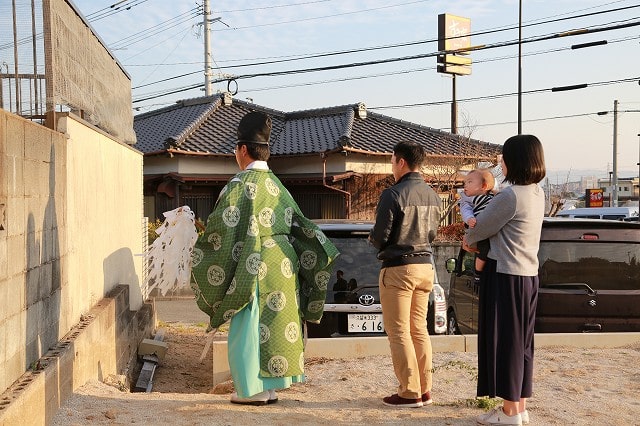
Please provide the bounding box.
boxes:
[432,286,445,301]
[580,233,599,240]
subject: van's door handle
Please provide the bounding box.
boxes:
[583,323,602,332]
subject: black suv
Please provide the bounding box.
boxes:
[445,218,640,334]
[306,220,447,338]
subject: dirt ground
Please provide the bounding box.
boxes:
[51,323,640,425]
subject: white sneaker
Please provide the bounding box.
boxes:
[477,406,522,425]
[520,409,529,425]
[230,391,270,406]
[268,389,279,404]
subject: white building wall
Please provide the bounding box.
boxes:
[61,116,144,317]
[177,156,239,175]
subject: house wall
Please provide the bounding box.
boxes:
[346,156,392,174]
[177,156,238,174]
[0,110,144,395]
[270,155,345,174]
[143,157,176,174]
[144,152,392,177]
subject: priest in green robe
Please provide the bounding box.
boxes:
[191,111,339,405]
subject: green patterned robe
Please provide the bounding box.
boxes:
[191,166,339,378]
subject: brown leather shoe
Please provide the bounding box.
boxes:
[382,394,423,408]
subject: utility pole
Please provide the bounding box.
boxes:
[203,0,213,96]
[609,171,613,207]
[637,133,640,206]
[612,100,618,207]
[451,74,457,134]
[517,0,522,134]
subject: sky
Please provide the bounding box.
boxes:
[72,0,640,183]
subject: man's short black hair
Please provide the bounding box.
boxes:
[393,141,425,170]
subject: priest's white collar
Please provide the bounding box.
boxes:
[246,161,269,170]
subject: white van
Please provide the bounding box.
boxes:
[554,206,639,220]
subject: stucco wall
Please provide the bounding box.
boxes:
[0,110,144,394]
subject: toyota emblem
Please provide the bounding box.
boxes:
[359,294,375,306]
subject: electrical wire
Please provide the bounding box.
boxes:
[85,0,151,22]
[110,9,201,50]
[123,2,640,66]
[440,109,640,130]
[199,19,640,84]
[129,19,639,93]
[112,1,640,109]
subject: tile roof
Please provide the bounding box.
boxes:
[133,94,501,160]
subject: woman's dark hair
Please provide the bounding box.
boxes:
[393,141,425,170]
[502,134,546,185]
[239,142,270,161]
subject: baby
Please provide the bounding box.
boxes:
[460,168,496,276]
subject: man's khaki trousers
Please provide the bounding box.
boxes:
[379,263,434,399]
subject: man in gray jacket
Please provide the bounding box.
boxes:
[369,140,441,408]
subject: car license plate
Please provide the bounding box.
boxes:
[348,313,384,333]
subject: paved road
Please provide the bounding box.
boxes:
[154,298,209,324]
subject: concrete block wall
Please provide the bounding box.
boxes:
[0,110,146,399]
[0,111,68,395]
[0,285,154,425]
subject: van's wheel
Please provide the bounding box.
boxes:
[447,311,461,335]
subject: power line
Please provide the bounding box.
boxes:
[86,0,151,22]
[110,9,201,50]
[442,109,640,130]
[212,0,431,31]
[129,36,640,96]
[204,19,640,83]
[236,35,638,94]
[132,73,639,105]
[130,27,638,100]
[122,3,640,69]
[209,1,639,32]
[124,10,640,93]
[369,77,639,111]
[212,0,333,13]
[122,3,640,106]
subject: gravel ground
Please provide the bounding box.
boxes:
[50,324,640,425]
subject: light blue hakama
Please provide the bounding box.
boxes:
[228,287,305,398]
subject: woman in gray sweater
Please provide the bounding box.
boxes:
[464,134,546,426]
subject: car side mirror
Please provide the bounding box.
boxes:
[445,258,456,273]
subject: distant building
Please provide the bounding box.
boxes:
[597,176,639,206]
[133,93,502,221]
[581,176,599,192]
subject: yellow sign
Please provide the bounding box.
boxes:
[438,14,471,52]
[437,14,472,75]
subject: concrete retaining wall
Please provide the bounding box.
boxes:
[0,110,148,423]
[0,286,153,425]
